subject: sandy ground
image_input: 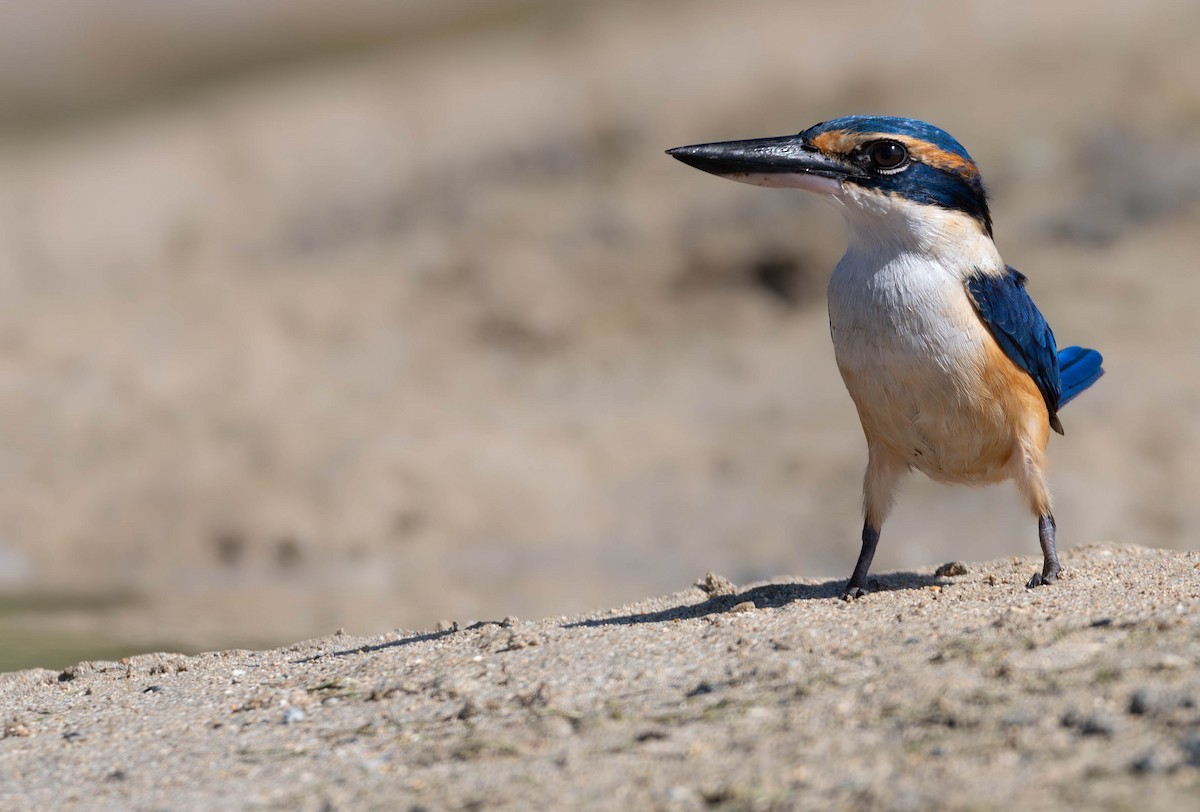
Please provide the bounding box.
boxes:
[1,544,1198,810]
[0,1,1196,667]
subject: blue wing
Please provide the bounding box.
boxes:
[965,266,1064,433]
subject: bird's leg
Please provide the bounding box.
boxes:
[1011,429,1060,590]
[1026,513,1061,589]
[844,448,903,600]
[844,523,880,600]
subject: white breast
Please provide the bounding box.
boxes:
[825,196,1011,481]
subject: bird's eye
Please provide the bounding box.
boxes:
[868,140,908,171]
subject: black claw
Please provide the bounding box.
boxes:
[840,580,878,599]
[1026,569,1060,590]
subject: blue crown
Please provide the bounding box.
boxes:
[800,116,977,167]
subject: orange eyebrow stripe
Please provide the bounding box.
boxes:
[894,135,980,177]
[810,129,860,155]
[808,130,980,178]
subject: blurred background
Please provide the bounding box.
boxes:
[0,0,1196,670]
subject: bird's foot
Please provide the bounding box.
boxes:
[1025,568,1062,589]
[841,578,881,601]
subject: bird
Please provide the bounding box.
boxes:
[667,115,1103,599]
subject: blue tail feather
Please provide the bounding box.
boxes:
[1057,346,1104,407]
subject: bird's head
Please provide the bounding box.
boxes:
[668,115,992,238]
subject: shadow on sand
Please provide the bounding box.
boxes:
[291,628,459,663]
[565,570,946,628]
[294,571,947,661]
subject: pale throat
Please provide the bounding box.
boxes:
[828,187,1001,278]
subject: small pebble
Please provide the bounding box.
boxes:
[1000,709,1035,728]
[1155,653,1188,670]
[1128,688,1153,715]
[456,699,479,721]
[1062,711,1116,737]
[282,708,307,725]
[1130,750,1164,774]
[729,601,755,613]
[666,786,699,804]
[1080,715,1117,737]
[696,572,738,597]
[1182,733,1200,767]
[935,561,968,577]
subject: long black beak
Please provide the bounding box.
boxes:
[667,134,861,190]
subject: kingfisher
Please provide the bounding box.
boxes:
[668,115,1103,599]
